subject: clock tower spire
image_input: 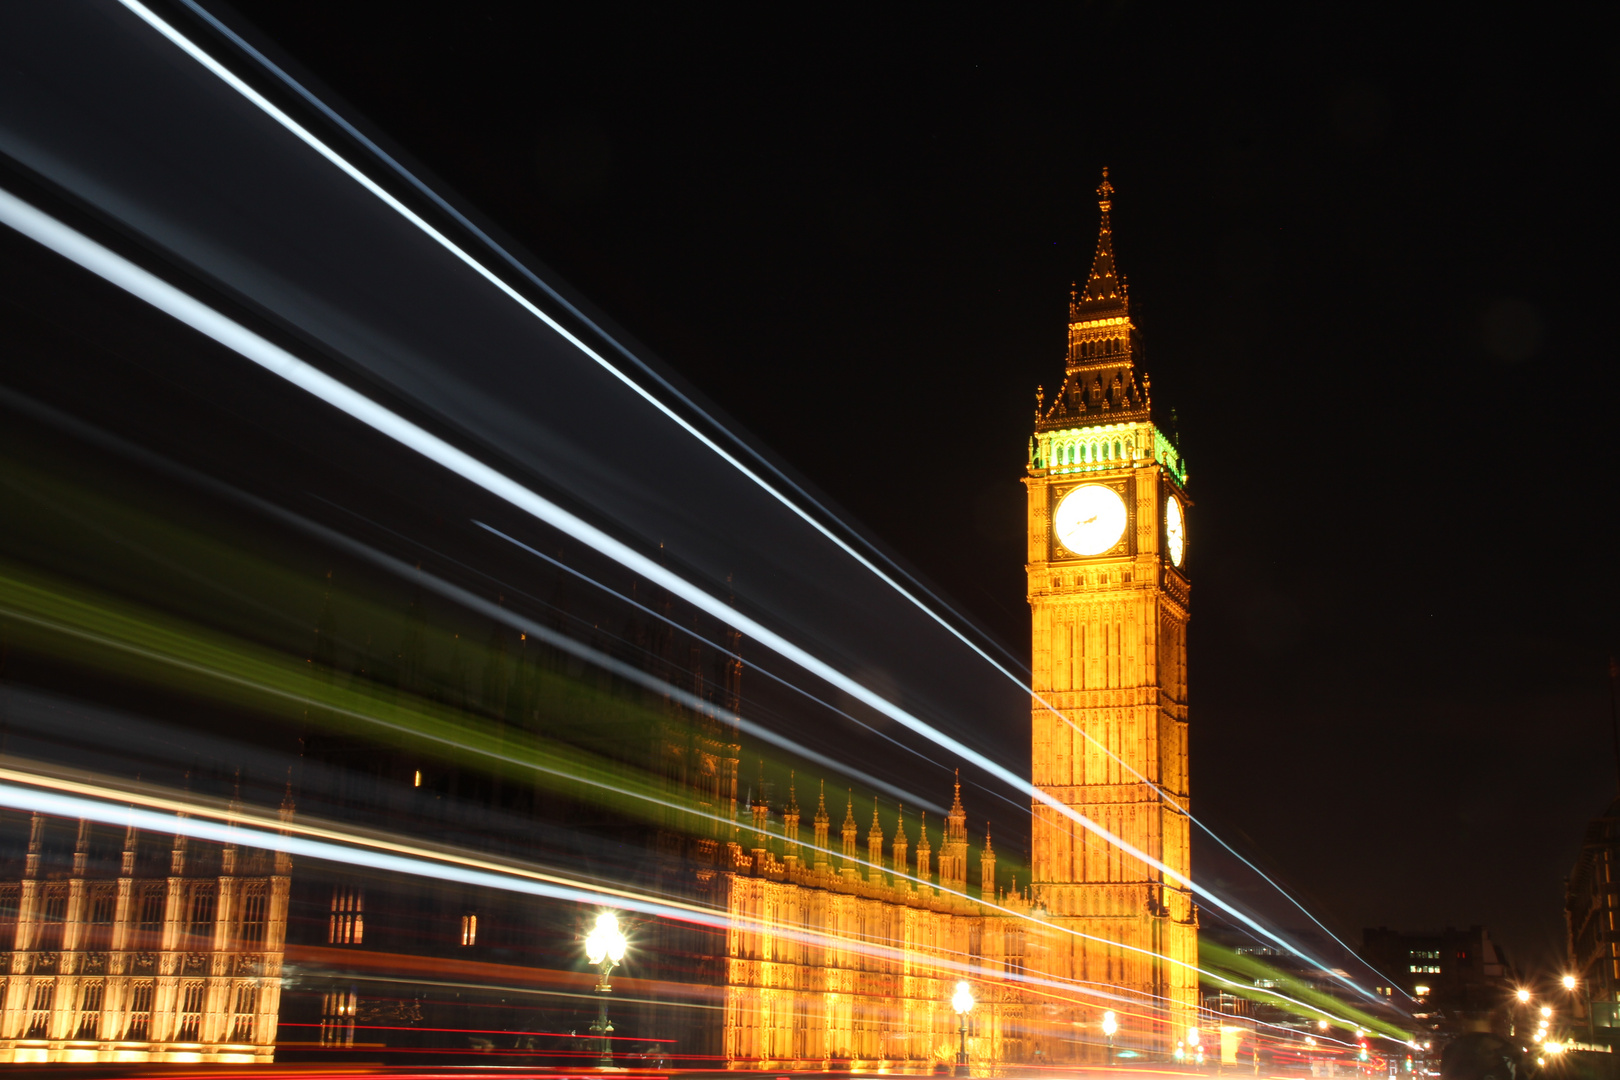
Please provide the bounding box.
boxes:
[1024,169,1195,1059]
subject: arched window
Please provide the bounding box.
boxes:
[1100,441,1110,461]
[1114,440,1122,459]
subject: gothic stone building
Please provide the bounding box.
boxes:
[0,803,289,1065]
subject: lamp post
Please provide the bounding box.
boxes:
[1511,988,1531,1037]
[1189,1027,1202,1068]
[1102,1011,1117,1064]
[585,910,627,1068]
[1563,973,1592,1043]
[951,981,975,1078]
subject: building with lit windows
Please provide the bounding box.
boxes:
[1566,797,1620,1038]
[1361,925,1511,1015]
[0,797,290,1064]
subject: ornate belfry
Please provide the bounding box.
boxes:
[1024,169,1196,1054]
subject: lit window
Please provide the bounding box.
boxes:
[461,912,478,946]
[320,989,356,1048]
[237,883,268,946]
[75,981,104,1039]
[177,980,205,1041]
[231,984,259,1042]
[329,887,363,945]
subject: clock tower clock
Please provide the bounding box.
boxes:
[1024,169,1195,1055]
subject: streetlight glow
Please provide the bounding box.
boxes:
[585,910,628,1067]
[1540,1006,1552,1019]
[586,910,627,966]
[952,981,974,1077]
[1102,1011,1118,1037]
[1188,1027,1200,1048]
[1517,988,1531,1003]
[1563,975,1578,991]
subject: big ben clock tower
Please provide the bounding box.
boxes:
[1025,169,1195,1054]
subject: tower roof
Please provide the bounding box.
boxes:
[1070,168,1128,321]
[1036,168,1152,432]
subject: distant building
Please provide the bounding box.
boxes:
[1565,797,1620,1039]
[1361,926,1510,1017]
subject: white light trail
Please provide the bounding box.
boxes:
[110,0,1385,999]
[0,759,1376,1036]
[0,184,1353,979]
[167,0,1016,679]
[115,0,1026,696]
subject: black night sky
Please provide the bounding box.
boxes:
[105,3,1620,966]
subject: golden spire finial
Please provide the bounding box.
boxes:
[1097,165,1114,212]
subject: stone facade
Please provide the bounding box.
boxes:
[0,804,289,1065]
[713,780,1032,1071]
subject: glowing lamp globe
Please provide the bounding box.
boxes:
[1540,1006,1552,1019]
[1563,975,1578,991]
[952,981,975,1016]
[1516,989,1531,1003]
[1101,1011,1118,1037]
[1187,1028,1200,1048]
[585,911,626,966]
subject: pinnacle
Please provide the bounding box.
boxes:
[1071,166,1127,319]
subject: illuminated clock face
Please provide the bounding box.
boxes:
[1053,484,1128,557]
[1165,494,1186,567]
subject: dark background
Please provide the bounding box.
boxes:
[202,2,1614,969]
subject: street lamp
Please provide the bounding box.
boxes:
[1102,1011,1118,1064]
[585,911,628,1067]
[1564,975,1578,991]
[1516,988,1531,1004]
[1189,1027,1202,1066]
[952,981,975,1078]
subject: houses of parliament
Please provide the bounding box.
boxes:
[0,171,1195,1067]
